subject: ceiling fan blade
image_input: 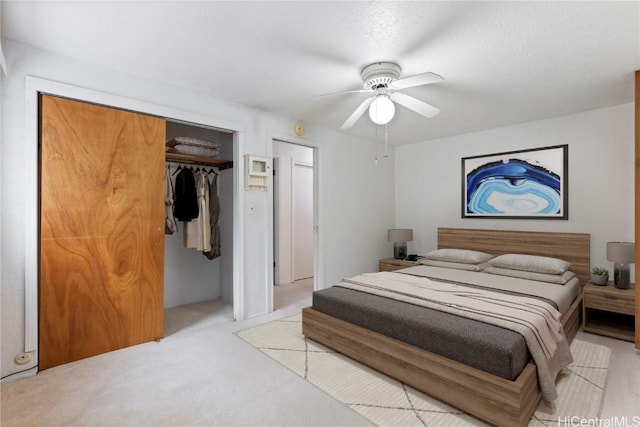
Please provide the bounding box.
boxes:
[318,89,371,97]
[340,97,374,129]
[390,92,440,118]
[389,72,443,90]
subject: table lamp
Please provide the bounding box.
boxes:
[388,229,413,260]
[606,241,635,289]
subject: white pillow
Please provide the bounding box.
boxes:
[484,266,576,284]
[423,249,494,265]
[489,254,571,275]
[419,259,490,272]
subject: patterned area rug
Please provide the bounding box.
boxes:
[236,313,611,427]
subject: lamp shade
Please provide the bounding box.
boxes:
[387,229,413,242]
[606,242,635,264]
[369,95,395,125]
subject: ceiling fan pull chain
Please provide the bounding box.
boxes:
[374,123,379,164]
[384,123,389,158]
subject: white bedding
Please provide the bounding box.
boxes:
[397,264,581,314]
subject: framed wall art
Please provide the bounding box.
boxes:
[462,144,568,219]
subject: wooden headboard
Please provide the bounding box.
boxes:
[438,228,591,286]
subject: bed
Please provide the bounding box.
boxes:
[302,228,590,427]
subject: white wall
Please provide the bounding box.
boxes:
[396,103,635,274]
[0,39,395,379]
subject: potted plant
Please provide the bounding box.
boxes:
[590,267,609,286]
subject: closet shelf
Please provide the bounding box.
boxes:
[165,152,233,170]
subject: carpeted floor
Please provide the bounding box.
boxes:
[236,313,612,427]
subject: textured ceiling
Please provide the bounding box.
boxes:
[2,1,639,145]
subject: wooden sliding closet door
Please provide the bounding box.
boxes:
[39,95,165,369]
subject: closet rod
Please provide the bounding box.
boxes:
[165,152,233,170]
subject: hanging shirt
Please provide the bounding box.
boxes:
[173,168,198,222]
[203,173,221,260]
[184,171,211,251]
[164,167,178,234]
[201,175,211,250]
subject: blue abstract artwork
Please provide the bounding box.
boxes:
[462,145,568,219]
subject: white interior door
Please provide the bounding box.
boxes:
[293,162,313,281]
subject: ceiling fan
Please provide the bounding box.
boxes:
[332,62,443,130]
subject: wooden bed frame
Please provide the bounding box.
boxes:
[302,228,590,427]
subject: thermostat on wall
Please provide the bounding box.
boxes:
[245,154,270,191]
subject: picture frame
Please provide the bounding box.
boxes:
[461,144,568,219]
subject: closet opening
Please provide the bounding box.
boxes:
[272,140,314,310]
[163,120,236,336]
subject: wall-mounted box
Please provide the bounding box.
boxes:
[245,154,270,191]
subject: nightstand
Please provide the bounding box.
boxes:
[379,257,416,272]
[582,282,636,342]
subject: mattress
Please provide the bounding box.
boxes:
[311,266,581,381]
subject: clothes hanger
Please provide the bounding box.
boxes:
[171,165,183,176]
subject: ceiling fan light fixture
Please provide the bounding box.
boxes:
[368,95,395,125]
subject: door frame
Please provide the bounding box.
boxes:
[267,136,320,312]
[24,76,245,353]
[272,157,280,287]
